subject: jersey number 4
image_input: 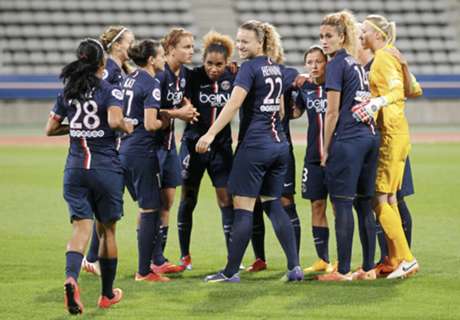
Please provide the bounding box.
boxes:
[70,100,100,130]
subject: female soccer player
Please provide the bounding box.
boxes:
[315,11,380,281]
[355,16,419,278]
[177,31,235,269]
[82,25,135,276]
[118,39,171,282]
[150,27,199,274]
[196,20,302,283]
[292,46,335,274]
[45,38,133,314]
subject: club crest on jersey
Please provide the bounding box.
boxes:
[180,78,186,88]
[102,69,109,80]
[220,80,231,91]
[152,88,161,100]
[112,89,124,100]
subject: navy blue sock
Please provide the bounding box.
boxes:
[86,224,99,263]
[220,205,234,254]
[160,225,169,252]
[284,203,301,255]
[376,221,388,263]
[312,226,329,262]
[138,212,159,276]
[263,199,299,270]
[65,251,83,281]
[353,197,376,271]
[332,197,354,275]
[152,227,166,266]
[99,258,117,298]
[177,193,197,257]
[223,209,253,277]
[251,201,265,261]
[398,199,412,246]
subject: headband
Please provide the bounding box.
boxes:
[365,20,388,39]
[107,27,128,49]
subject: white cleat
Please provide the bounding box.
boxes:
[81,257,101,276]
[386,259,419,279]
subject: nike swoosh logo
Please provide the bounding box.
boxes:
[200,84,210,88]
[402,262,417,272]
[307,91,315,95]
[169,83,174,87]
[283,183,293,187]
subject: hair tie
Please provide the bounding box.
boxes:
[79,53,88,60]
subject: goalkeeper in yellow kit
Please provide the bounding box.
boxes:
[355,14,419,279]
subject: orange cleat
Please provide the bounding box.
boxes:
[375,257,395,277]
[246,258,267,272]
[135,272,170,282]
[180,255,192,270]
[98,288,123,309]
[151,261,186,274]
[316,271,352,281]
[64,277,84,315]
[351,268,377,280]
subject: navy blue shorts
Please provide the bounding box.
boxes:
[156,147,182,189]
[301,161,328,200]
[326,134,380,199]
[228,141,289,198]
[397,156,415,199]
[180,140,233,188]
[282,146,296,196]
[63,168,124,223]
[120,154,162,210]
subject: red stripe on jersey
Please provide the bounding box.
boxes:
[268,58,272,65]
[213,81,218,93]
[317,113,324,160]
[80,138,91,170]
[271,112,280,142]
[167,119,174,150]
[210,107,216,125]
[176,78,180,91]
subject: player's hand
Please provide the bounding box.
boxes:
[320,152,328,167]
[352,97,387,123]
[178,98,200,123]
[293,73,311,88]
[123,118,134,134]
[195,132,215,154]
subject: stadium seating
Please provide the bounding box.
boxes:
[0,0,198,74]
[233,0,460,74]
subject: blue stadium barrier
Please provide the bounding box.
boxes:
[0,74,460,100]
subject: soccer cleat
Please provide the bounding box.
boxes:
[179,255,192,271]
[246,258,267,272]
[281,266,304,282]
[375,257,395,277]
[135,272,170,282]
[204,271,240,283]
[97,288,123,309]
[386,259,419,280]
[316,271,352,281]
[351,268,377,280]
[81,257,101,276]
[64,277,84,315]
[151,261,186,274]
[303,259,334,274]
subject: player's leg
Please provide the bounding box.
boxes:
[281,195,301,256]
[215,187,233,253]
[397,157,414,246]
[247,200,267,271]
[82,225,101,275]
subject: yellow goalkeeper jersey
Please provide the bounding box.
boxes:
[369,45,409,135]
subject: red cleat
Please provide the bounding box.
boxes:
[98,288,123,309]
[151,261,186,274]
[246,258,267,272]
[375,257,395,278]
[180,255,192,270]
[64,277,84,315]
[135,272,170,282]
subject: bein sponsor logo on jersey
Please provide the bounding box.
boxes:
[199,92,230,107]
[307,98,327,113]
[70,129,105,138]
[166,90,183,105]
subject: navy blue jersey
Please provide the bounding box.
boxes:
[325,49,373,140]
[235,56,286,145]
[151,63,189,150]
[281,66,299,145]
[51,80,124,171]
[296,81,327,163]
[183,66,234,145]
[119,69,160,156]
[102,58,125,87]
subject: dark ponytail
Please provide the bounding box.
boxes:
[128,39,162,67]
[60,38,105,100]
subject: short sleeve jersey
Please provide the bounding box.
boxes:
[50,80,124,172]
[235,56,286,146]
[296,81,327,163]
[183,66,234,146]
[151,63,189,150]
[102,58,124,88]
[325,48,374,140]
[119,69,160,156]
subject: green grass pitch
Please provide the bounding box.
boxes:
[0,144,459,319]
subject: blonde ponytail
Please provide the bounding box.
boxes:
[365,15,397,45]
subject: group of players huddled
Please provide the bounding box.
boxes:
[45,9,422,315]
